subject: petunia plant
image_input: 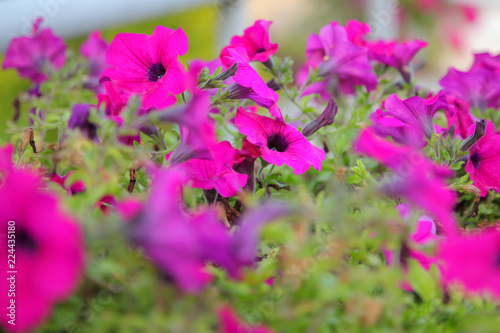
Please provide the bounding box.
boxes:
[4,15,500,333]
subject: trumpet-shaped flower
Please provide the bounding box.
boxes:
[465,120,500,197]
[0,149,84,332]
[80,30,108,92]
[100,26,188,109]
[234,108,325,175]
[222,20,278,63]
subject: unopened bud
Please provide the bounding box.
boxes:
[302,100,338,137]
[460,119,486,152]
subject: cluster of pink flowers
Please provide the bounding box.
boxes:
[3,12,500,332]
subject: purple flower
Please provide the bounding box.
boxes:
[439,53,500,112]
[367,39,428,83]
[370,91,452,148]
[234,108,325,175]
[354,129,457,234]
[223,47,282,120]
[68,104,98,142]
[221,20,278,63]
[465,120,500,197]
[0,147,85,332]
[305,22,377,95]
[2,18,66,83]
[100,26,188,109]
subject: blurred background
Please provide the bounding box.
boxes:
[0,0,494,136]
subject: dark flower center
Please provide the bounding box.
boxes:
[17,229,37,254]
[470,153,481,170]
[267,133,289,152]
[256,48,265,54]
[147,63,166,82]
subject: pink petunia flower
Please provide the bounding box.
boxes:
[354,128,457,234]
[367,39,428,83]
[100,26,188,109]
[370,91,452,148]
[182,155,248,197]
[234,108,325,175]
[224,47,282,120]
[218,305,274,333]
[0,148,85,332]
[345,20,370,46]
[440,53,500,112]
[438,228,500,299]
[221,20,278,64]
[2,18,66,83]
[465,120,500,197]
[444,95,475,139]
[80,30,108,93]
[305,21,377,95]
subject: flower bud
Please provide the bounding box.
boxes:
[302,100,338,137]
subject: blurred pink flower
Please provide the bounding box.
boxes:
[370,91,452,148]
[100,26,188,109]
[445,95,475,139]
[0,149,84,332]
[368,39,427,83]
[222,20,278,63]
[440,54,500,112]
[219,305,274,333]
[50,171,85,195]
[235,108,325,175]
[438,228,500,299]
[305,21,377,95]
[354,128,457,234]
[80,30,108,93]
[465,120,500,197]
[2,18,66,83]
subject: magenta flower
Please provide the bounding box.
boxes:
[354,129,457,234]
[234,139,262,193]
[218,305,274,333]
[97,81,130,117]
[2,18,66,83]
[234,108,325,175]
[50,171,85,195]
[445,95,475,139]
[465,120,500,197]
[0,152,84,332]
[224,47,282,120]
[100,26,188,109]
[439,54,500,112]
[368,39,428,83]
[222,20,278,63]
[438,229,500,299]
[370,91,452,148]
[345,20,370,46]
[305,22,377,94]
[80,30,108,92]
[182,156,248,197]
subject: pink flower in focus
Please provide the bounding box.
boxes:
[465,120,500,197]
[0,149,84,332]
[234,108,325,175]
[368,39,427,83]
[219,305,274,333]
[354,129,457,234]
[2,18,66,83]
[224,47,282,120]
[100,26,188,109]
[445,95,475,139]
[370,91,452,148]
[438,228,500,299]
[305,22,377,95]
[222,20,278,63]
